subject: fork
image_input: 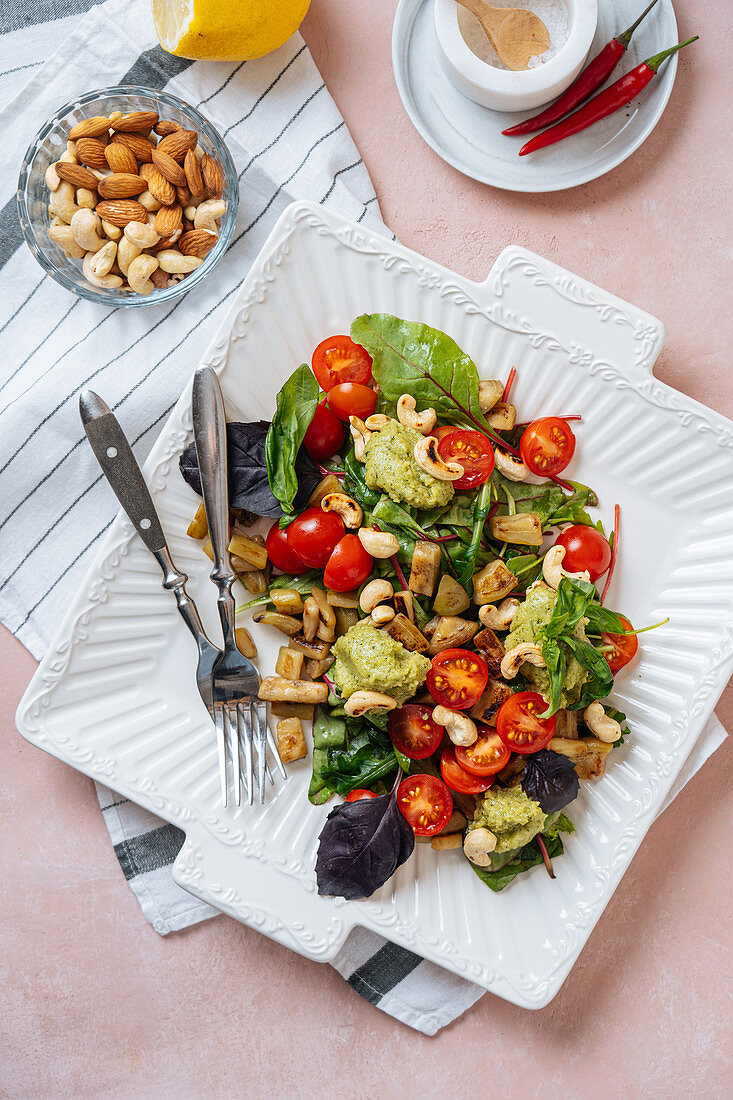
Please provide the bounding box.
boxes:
[79,390,221,723]
[192,366,286,806]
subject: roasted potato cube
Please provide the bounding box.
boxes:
[471,678,514,725]
[235,626,257,659]
[228,530,268,569]
[473,628,505,677]
[489,513,543,548]
[431,834,463,851]
[334,607,358,636]
[393,589,414,622]
[275,646,304,680]
[276,717,307,763]
[496,755,525,786]
[409,542,441,596]
[432,574,471,616]
[486,402,516,430]
[429,616,479,654]
[547,736,613,780]
[187,502,208,540]
[307,474,343,507]
[472,560,518,605]
[271,588,304,615]
[259,677,328,704]
[384,613,430,653]
[288,634,332,660]
[304,656,335,679]
[271,701,315,720]
[327,590,360,609]
[241,569,268,595]
[231,554,261,573]
[555,709,579,740]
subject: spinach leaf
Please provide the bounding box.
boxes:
[564,636,615,709]
[313,709,347,750]
[265,365,319,516]
[237,570,321,613]
[470,830,567,892]
[547,486,602,529]
[505,552,543,587]
[351,314,488,432]
[316,778,415,899]
[372,496,426,540]
[393,746,412,772]
[584,603,629,635]
[320,725,398,794]
[544,812,575,840]
[542,576,597,639]
[522,750,579,813]
[540,638,566,717]
[420,494,475,530]
[343,448,380,514]
[180,421,321,519]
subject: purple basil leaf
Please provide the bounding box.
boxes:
[521,749,580,814]
[315,788,415,900]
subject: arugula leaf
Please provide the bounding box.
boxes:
[372,496,426,540]
[236,570,321,613]
[265,365,319,516]
[547,487,602,529]
[453,479,492,590]
[351,314,489,432]
[343,447,381,514]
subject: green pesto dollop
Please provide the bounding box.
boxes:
[470,786,547,854]
[364,421,454,510]
[331,618,430,706]
[505,582,590,707]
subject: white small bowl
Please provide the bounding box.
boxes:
[434,0,598,113]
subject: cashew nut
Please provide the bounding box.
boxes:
[138,190,162,212]
[349,416,371,461]
[542,545,590,590]
[321,492,363,529]
[584,701,622,743]
[49,180,78,224]
[156,250,203,274]
[76,188,97,210]
[463,827,497,867]
[432,705,478,747]
[124,221,160,249]
[302,596,320,643]
[357,528,399,559]
[500,642,546,679]
[194,198,226,233]
[183,204,198,222]
[70,208,105,252]
[101,218,122,241]
[397,393,436,434]
[344,690,397,717]
[45,162,61,191]
[88,239,117,278]
[117,236,141,276]
[59,149,77,165]
[478,379,504,413]
[126,254,160,296]
[495,448,529,482]
[370,605,396,626]
[365,414,395,430]
[413,436,464,481]
[47,223,85,259]
[479,598,520,631]
[359,578,394,613]
[82,251,123,289]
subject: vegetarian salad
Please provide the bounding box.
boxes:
[180,315,661,900]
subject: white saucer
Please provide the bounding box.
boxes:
[392,0,679,191]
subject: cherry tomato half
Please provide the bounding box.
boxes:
[286,508,345,569]
[388,704,443,760]
[433,425,458,445]
[265,523,308,575]
[323,533,373,592]
[555,525,611,582]
[440,746,494,794]
[437,429,495,491]
[601,614,639,673]
[326,382,377,423]
[455,727,510,777]
[520,417,576,477]
[303,401,345,462]
[426,648,489,711]
[345,789,378,802]
[397,774,453,837]
[311,335,373,391]
[496,691,556,755]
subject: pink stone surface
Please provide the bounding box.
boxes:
[2,0,732,1095]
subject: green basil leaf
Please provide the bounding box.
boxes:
[584,603,629,634]
[265,364,319,515]
[564,636,614,709]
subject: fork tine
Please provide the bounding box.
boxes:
[256,701,278,786]
[227,705,241,807]
[238,702,254,806]
[254,701,267,803]
[214,704,227,808]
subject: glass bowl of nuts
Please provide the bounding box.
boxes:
[17,85,238,305]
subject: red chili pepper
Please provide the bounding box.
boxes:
[519,37,698,156]
[502,0,662,137]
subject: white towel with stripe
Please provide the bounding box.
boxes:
[0,0,726,1036]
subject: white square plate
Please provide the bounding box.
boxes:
[17,202,733,1008]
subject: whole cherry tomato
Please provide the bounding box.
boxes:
[311,335,373,390]
[388,705,443,760]
[426,648,489,711]
[345,789,378,802]
[265,523,308,575]
[555,525,611,582]
[437,429,495,491]
[496,691,556,755]
[440,746,494,794]
[326,383,377,423]
[520,417,576,477]
[601,615,639,673]
[323,534,373,591]
[396,774,454,837]
[303,401,345,462]
[286,508,345,569]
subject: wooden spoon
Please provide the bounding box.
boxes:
[455,0,551,71]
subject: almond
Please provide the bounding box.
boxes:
[154,120,182,137]
[104,143,138,174]
[111,132,156,163]
[112,110,159,133]
[95,199,148,227]
[158,129,198,162]
[98,173,148,199]
[152,148,186,187]
[54,162,99,190]
[201,153,223,198]
[153,233,181,252]
[176,184,192,207]
[139,162,155,182]
[153,204,183,237]
[150,267,170,288]
[147,168,176,206]
[68,115,111,140]
[184,149,205,201]
[75,137,109,170]
[178,229,217,258]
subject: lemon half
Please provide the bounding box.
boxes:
[152,0,311,61]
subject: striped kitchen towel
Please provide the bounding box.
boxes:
[0,0,727,1037]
